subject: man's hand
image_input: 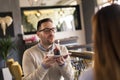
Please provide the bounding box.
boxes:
[56,55,68,66]
[42,56,56,69]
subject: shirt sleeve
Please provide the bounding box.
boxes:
[22,49,49,80]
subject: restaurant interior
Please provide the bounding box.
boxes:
[0,0,120,80]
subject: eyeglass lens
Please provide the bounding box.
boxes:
[39,28,56,33]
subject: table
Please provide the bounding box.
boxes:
[69,50,94,60]
[69,50,94,77]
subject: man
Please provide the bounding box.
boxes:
[22,18,74,80]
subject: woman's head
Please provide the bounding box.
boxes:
[92,4,120,80]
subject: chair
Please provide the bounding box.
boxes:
[7,58,23,80]
[6,58,14,75]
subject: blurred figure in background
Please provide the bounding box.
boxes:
[79,4,120,80]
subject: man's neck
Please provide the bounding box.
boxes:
[39,42,53,51]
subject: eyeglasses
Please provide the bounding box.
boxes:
[38,28,56,33]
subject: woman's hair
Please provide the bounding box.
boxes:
[92,4,120,80]
[37,18,53,31]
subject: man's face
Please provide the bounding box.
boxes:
[37,21,56,46]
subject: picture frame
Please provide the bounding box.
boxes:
[0,12,14,38]
[21,5,81,35]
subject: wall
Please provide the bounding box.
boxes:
[20,0,86,45]
[81,0,96,44]
[0,0,24,79]
[0,0,24,68]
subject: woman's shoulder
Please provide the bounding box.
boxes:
[78,67,94,80]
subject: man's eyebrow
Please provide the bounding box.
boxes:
[43,27,55,29]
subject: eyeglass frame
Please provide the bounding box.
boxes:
[38,27,56,33]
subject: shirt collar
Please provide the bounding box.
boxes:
[38,43,55,52]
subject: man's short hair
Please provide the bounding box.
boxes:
[37,18,53,31]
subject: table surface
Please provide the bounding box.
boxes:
[69,50,94,59]
[66,43,93,50]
